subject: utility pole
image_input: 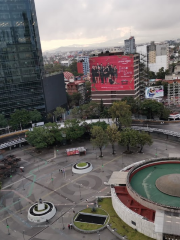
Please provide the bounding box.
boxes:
[6,219,10,235]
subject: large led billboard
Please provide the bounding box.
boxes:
[89,55,134,91]
[145,86,164,99]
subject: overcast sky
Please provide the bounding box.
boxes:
[34,0,180,52]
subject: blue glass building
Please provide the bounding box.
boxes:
[0,0,46,116]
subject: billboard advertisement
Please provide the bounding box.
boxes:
[89,55,134,91]
[145,86,164,98]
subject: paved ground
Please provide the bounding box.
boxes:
[0,136,180,240]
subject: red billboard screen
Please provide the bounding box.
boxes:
[89,55,134,91]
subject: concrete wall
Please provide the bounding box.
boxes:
[111,188,162,240]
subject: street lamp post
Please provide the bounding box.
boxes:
[79,185,82,200]
[61,132,66,146]
[6,219,10,235]
[71,164,73,176]
[62,214,65,230]
[166,140,167,150]
[22,230,25,240]
[155,148,157,158]
[101,158,104,172]
[22,178,25,190]
[19,198,22,214]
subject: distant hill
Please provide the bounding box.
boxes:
[43,38,124,53]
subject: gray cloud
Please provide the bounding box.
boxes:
[34,0,180,49]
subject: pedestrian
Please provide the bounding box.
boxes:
[68,224,70,229]
[59,169,60,173]
[70,223,73,229]
[73,210,75,214]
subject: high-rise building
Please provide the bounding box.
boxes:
[136,42,169,73]
[124,36,136,54]
[89,52,140,105]
[0,0,46,116]
[77,56,89,75]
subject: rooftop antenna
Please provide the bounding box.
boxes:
[130,27,131,37]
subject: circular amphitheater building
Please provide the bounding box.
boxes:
[108,158,180,240]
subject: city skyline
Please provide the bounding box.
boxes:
[34,0,180,52]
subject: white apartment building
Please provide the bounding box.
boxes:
[136,42,169,73]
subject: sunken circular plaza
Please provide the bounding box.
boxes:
[72,162,93,174]
[110,158,180,240]
[28,199,56,223]
[127,159,180,209]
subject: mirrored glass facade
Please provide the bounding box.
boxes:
[0,0,46,116]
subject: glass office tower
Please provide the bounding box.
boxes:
[0,0,46,116]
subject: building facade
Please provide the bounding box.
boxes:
[77,56,89,75]
[0,0,46,116]
[136,42,169,73]
[124,36,136,54]
[90,53,140,105]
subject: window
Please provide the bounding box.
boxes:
[131,221,136,226]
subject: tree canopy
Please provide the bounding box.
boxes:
[141,99,164,119]
[0,114,7,128]
[109,101,132,128]
[136,131,153,153]
[106,124,121,154]
[30,110,42,123]
[91,126,108,157]
[64,119,85,141]
[26,127,55,149]
[10,109,30,129]
[119,128,138,153]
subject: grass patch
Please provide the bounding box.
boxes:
[100,198,154,240]
[74,221,102,231]
[77,162,87,167]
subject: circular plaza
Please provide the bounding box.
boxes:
[110,158,180,240]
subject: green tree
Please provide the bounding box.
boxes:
[106,124,121,155]
[141,99,164,119]
[10,109,30,130]
[121,97,139,114]
[161,107,171,120]
[64,119,85,141]
[26,127,55,149]
[119,128,138,153]
[53,107,65,121]
[137,131,153,153]
[85,81,91,102]
[91,126,108,157]
[71,92,82,106]
[67,60,78,75]
[67,93,72,108]
[47,112,54,122]
[156,67,166,79]
[45,122,63,143]
[148,70,156,79]
[109,101,132,128]
[90,121,108,130]
[29,110,42,126]
[0,114,7,128]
